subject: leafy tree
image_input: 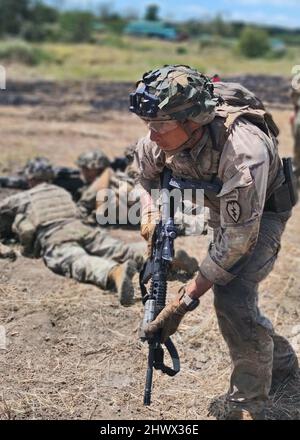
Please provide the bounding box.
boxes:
[211,14,233,37]
[21,1,59,41]
[99,2,115,22]
[97,2,129,34]
[239,27,270,58]
[59,11,95,43]
[30,1,58,24]
[144,4,159,21]
[0,0,30,35]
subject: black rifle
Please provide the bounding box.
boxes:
[0,167,84,201]
[110,157,129,172]
[0,176,29,190]
[52,166,84,201]
[139,167,180,406]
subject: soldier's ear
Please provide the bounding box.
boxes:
[182,120,202,137]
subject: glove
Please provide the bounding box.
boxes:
[140,207,159,256]
[140,190,159,256]
[144,291,193,343]
[140,222,156,256]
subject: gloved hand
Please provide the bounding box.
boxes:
[140,190,159,256]
[144,291,192,343]
[140,222,156,256]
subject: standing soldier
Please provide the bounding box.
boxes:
[131,65,298,419]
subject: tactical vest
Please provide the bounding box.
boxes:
[27,183,78,229]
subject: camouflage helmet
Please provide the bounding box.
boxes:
[129,64,218,125]
[23,157,54,181]
[76,150,110,170]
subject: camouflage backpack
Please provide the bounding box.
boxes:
[212,81,280,144]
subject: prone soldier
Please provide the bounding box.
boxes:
[0,159,84,201]
[0,158,143,306]
[0,151,129,201]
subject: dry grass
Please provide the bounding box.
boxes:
[0,98,299,419]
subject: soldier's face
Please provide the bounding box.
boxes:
[148,120,201,151]
[81,167,102,184]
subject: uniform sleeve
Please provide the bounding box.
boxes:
[78,169,115,220]
[0,192,27,237]
[199,118,271,285]
[134,134,166,191]
[134,134,166,222]
[12,213,36,254]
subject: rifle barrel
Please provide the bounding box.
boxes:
[144,346,155,406]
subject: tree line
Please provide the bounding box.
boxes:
[0,0,299,48]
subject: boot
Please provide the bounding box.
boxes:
[225,401,267,420]
[108,260,136,306]
[271,367,299,395]
[226,407,265,420]
[172,250,199,276]
[0,244,17,261]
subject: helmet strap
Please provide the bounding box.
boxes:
[181,120,201,138]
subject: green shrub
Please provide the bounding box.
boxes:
[0,41,53,65]
[238,27,270,58]
[59,11,94,43]
[21,22,59,42]
[176,46,188,55]
[98,33,130,49]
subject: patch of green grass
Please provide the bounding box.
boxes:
[2,35,299,81]
[0,40,55,66]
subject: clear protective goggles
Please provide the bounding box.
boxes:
[146,120,179,134]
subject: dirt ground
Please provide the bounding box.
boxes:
[0,82,300,420]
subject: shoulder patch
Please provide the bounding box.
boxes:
[226,201,241,223]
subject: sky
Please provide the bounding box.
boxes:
[46,0,300,29]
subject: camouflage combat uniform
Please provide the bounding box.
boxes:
[133,68,298,407]
[291,89,300,179]
[76,148,140,226]
[76,150,111,222]
[95,159,141,226]
[0,183,140,290]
